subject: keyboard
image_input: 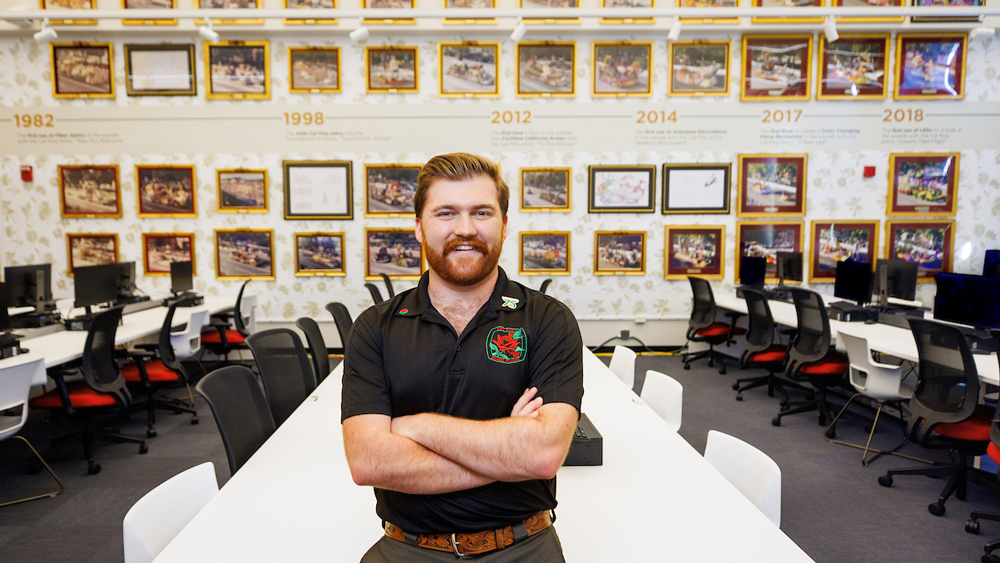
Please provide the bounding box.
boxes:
[564,413,602,466]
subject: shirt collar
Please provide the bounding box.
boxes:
[392,267,525,319]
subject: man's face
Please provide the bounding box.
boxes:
[415,175,507,287]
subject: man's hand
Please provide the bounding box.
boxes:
[510,387,544,418]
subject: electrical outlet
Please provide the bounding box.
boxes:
[620,330,630,340]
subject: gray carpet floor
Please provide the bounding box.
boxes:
[1,353,998,562]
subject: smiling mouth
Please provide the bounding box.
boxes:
[445,241,486,255]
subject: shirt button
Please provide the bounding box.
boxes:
[456,345,461,352]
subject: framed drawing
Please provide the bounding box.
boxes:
[668,41,730,97]
[594,232,645,275]
[366,46,419,94]
[123,0,176,25]
[214,229,275,280]
[676,0,738,23]
[217,169,268,213]
[136,165,197,217]
[443,0,497,24]
[737,154,807,218]
[519,0,580,23]
[588,165,655,213]
[887,153,959,217]
[817,35,889,101]
[295,233,345,276]
[516,42,576,97]
[601,0,654,24]
[67,233,119,275]
[592,41,652,97]
[51,43,114,98]
[520,232,571,275]
[662,163,730,214]
[736,221,804,283]
[365,164,420,217]
[520,168,571,212]
[365,228,424,280]
[284,0,337,24]
[124,44,196,96]
[363,0,415,24]
[439,42,500,97]
[752,0,823,23]
[142,233,195,276]
[894,34,967,100]
[664,225,725,280]
[58,165,121,218]
[808,220,879,282]
[283,161,353,220]
[205,41,270,100]
[289,47,341,93]
[42,0,96,24]
[832,0,904,22]
[195,0,263,24]
[885,220,955,281]
[911,0,983,23]
[741,35,812,101]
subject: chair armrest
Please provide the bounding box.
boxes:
[44,368,75,414]
[133,343,159,352]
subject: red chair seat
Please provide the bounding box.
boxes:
[987,441,1000,464]
[201,329,245,345]
[695,323,747,338]
[30,381,117,409]
[798,351,849,376]
[933,405,993,442]
[749,344,788,364]
[122,360,181,383]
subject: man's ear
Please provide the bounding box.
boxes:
[414,217,424,244]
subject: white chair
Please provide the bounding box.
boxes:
[171,308,210,360]
[609,345,637,393]
[704,430,781,528]
[826,332,915,466]
[0,357,63,508]
[123,461,219,563]
[641,370,683,432]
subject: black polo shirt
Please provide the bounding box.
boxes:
[341,267,584,534]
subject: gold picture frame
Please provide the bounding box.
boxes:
[142,233,196,276]
[594,231,646,275]
[601,0,655,24]
[439,42,500,98]
[217,169,268,213]
[58,165,122,218]
[592,41,653,98]
[363,0,415,24]
[205,41,271,100]
[664,225,725,280]
[741,35,812,102]
[516,42,576,98]
[520,232,571,275]
[50,42,114,98]
[752,0,824,23]
[442,0,497,24]
[284,0,338,24]
[283,161,354,220]
[887,153,960,217]
[122,0,177,25]
[124,43,196,96]
[735,221,805,283]
[816,34,889,101]
[365,164,420,217]
[894,33,967,101]
[295,232,346,277]
[67,233,119,276]
[195,0,263,24]
[41,0,97,25]
[807,220,879,282]
[365,228,425,280]
[884,219,955,282]
[676,0,739,24]
[668,40,730,97]
[520,167,572,212]
[737,154,808,218]
[832,0,904,23]
[520,0,581,24]
[214,229,275,280]
[366,46,419,94]
[136,164,197,218]
[289,47,341,93]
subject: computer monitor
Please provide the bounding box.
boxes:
[740,256,767,287]
[834,261,873,307]
[985,250,1000,278]
[0,282,11,333]
[114,261,137,299]
[74,263,121,313]
[775,252,803,285]
[934,273,1000,329]
[873,259,919,304]
[170,261,194,294]
[3,263,52,309]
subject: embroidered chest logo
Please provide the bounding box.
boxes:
[486,326,527,364]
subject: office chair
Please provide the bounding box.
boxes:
[380,272,396,299]
[683,276,745,375]
[642,370,683,432]
[965,330,1000,561]
[609,345,637,392]
[704,430,781,528]
[196,366,276,475]
[201,281,251,364]
[325,302,354,352]
[364,282,384,305]
[29,307,148,475]
[245,329,317,427]
[771,288,848,429]
[295,317,330,384]
[878,319,993,516]
[734,288,791,402]
[539,278,553,295]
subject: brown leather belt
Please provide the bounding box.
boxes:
[384,511,553,557]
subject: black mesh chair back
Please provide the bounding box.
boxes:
[158,296,198,374]
[233,281,250,337]
[741,288,776,354]
[539,279,553,295]
[365,283,384,305]
[81,306,130,405]
[787,288,831,368]
[325,302,354,350]
[245,329,317,427]
[380,273,396,299]
[196,366,276,475]
[295,317,330,384]
[687,276,717,330]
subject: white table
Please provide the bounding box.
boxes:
[154,349,814,563]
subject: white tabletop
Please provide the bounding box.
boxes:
[154,349,813,563]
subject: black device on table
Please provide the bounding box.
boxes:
[871,258,919,308]
[4,263,59,329]
[163,261,203,307]
[760,251,802,302]
[984,249,1000,278]
[933,272,1000,354]
[68,263,122,331]
[112,261,150,305]
[0,282,27,358]
[563,413,602,467]
[736,256,767,298]
[827,261,878,323]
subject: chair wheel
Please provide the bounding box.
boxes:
[719,367,727,375]
[767,387,775,397]
[928,502,946,516]
[736,395,743,402]
[683,364,691,370]
[772,417,781,427]
[88,463,101,475]
[191,416,199,425]
[139,443,149,454]
[826,427,836,439]
[708,359,714,367]
[966,519,980,534]
[983,554,1000,563]
[732,383,740,391]
[147,429,157,438]
[878,475,893,487]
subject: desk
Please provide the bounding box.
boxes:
[154,349,814,563]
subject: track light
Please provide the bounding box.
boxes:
[970,25,996,39]
[510,18,527,43]
[667,19,682,42]
[33,18,57,43]
[198,18,219,43]
[349,23,370,43]
[823,16,838,43]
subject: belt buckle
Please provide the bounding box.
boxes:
[450,533,465,558]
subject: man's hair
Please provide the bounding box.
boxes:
[415,153,510,219]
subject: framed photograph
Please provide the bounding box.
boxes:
[885,220,955,281]
[887,153,959,217]
[142,233,195,276]
[519,0,581,23]
[289,47,341,93]
[736,222,804,283]
[295,233,345,277]
[676,0,738,24]
[520,232,571,275]
[122,0,177,25]
[42,0,96,24]
[283,161,353,220]
[365,164,420,217]
[520,168,571,212]
[601,0,654,24]
[517,42,576,97]
[365,229,424,280]
[588,166,655,213]
[832,0,904,22]
[668,41,730,97]
[737,154,807,218]
[665,226,725,280]
[366,46,419,94]
[58,165,121,218]
[136,165,197,217]
[363,0,415,24]
[741,35,812,101]
[594,232,645,275]
[205,41,270,100]
[50,43,114,98]
[808,220,879,282]
[124,44,195,96]
[752,0,823,23]
[217,169,268,213]
[67,233,119,275]
[592,42,652,97]
[443,0,497,24]
[215,229,275,280]
[894,34,967,100]
[195,0,263,24]
[817,35,889,101]
[284,0,337,24]
[662,164,731,214]
[911,0,983,23]
[439,42,499,97]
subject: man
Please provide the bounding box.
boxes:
[342,153,584,561]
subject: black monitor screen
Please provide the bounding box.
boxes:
[0,283,10,332]
[3,264,52,308]
[874,259,919,302]
[740,256,766,287]
[834,261,873,306]
[170,261,194,294]
[115,261,136,296]
[74,263,120,309]
[934,273,1000,329]
[985,250,1000,278]
[776,252,803,283]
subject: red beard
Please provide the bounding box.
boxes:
[424,236,503,286]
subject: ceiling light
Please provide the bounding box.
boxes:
[667,19,682,42]
[823,16,838,43]
[970,25,996,39]
[510,18,527,43]
[33,18,57,43]
[198,18,219,43]
[349,23,370,43]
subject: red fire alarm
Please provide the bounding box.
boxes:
[863,166,876,178]
[20,165,32,182]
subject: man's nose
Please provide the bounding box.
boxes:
[453,213,477,237]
